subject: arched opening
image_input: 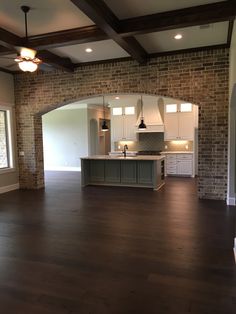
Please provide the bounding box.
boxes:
[39,93,199,194]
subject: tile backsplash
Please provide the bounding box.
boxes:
[115,132,193,152]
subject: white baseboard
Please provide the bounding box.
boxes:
[44,166,81,172]
[227,196,236,206]
[234,238,236,264]
[0,183,19,194]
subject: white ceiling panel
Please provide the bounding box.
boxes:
[50,40,129,63]
[0,0,93,36]
[104,0,225,19]
[136,22,228,53]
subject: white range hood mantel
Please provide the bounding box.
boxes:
[136,98,164,133]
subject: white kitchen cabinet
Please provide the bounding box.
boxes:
[164,112,179,140]
[164,103,194,140]
[111,106,137,142]
[165,153,194,177]
[178,113,194,140]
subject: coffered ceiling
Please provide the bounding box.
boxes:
[0,0,234,73]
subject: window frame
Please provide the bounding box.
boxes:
[0,105,15,174]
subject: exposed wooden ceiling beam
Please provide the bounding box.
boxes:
[70,0,147,64]
[36,51,75,72]
[27,25,108,50]
[0,28,22,50]
[11,1,235,52]
[227,18,235,47]
[119,1,236,36]
[0,28,75,72]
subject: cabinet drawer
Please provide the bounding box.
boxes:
[166,162,177,168]
[177,154,193,160]
[166,169,177,174]
[166,155,177,161]
[166,167,177,172]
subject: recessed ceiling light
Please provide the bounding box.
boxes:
[85,48,93,53]
[174,34,182,40]
[115,96,120,100]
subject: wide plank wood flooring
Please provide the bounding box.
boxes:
[0,171,235,314]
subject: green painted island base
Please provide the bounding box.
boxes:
[81,158,165,191]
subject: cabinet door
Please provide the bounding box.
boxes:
[137,161,153,185]
[105,160,121,183]
[177,160,192,176]
[121,161,137,183]
[123,114,137,140]
[111,115,124,141]
[178,112,194,140]
[164,113,179,140]
[90,160,105,182]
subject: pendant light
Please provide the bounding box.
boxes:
[138,95,147,130]
[101,96,109,132]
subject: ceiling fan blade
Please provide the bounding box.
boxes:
[0,57,15,60]
[39,63,54,72]
[6,63,17,68]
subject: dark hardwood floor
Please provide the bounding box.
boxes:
[0,172,235,314]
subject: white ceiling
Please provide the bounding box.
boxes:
[136,22,229,53]
[50,40,129,63]
[0,0,230,70]
[104,0,225,19]
[0,0,93,36]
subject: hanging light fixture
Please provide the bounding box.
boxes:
[138,95,147,130]
[101,96,109,132]
[14,6,42,72]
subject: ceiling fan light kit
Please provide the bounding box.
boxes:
[15,6,42,72]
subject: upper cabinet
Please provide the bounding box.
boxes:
[111,105,137,142]
[164,103,194,140]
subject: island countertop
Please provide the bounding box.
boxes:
[81,155,165,161]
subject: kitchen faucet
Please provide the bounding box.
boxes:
[123,144,128,157]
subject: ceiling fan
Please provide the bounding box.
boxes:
[2,5,42,72]
[15,5,42,72]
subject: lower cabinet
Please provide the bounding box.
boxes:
[166,154,193,177]
[137,161,153,185]
[81,158,164,189]
[121,161,137,184]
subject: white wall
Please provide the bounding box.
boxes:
[42,108,89,170]
[228,21,236,205]
[0,71,19,191]
[87,105,110,155]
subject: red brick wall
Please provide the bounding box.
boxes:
[14,48,229,200]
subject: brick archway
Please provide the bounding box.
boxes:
[14,49,229,199]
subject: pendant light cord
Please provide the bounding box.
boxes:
[103,96,105,120]
[141,95,143,118]
[24,11,28,40]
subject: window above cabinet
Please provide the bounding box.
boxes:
[166,104,177,113]
[180,103,192,112]
[165,103,192,113]
[111,106,135,116]
[112,107,122,116]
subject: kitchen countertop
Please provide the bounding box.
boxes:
[161,151,194,154]
[81,155,165,161]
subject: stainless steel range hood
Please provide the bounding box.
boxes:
[136,97,164,133]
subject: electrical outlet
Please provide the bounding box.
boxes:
[19,151,24,156]
[165,145,168,149]
[185,145,189,150]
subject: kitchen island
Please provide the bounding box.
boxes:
[81,155,165,190]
